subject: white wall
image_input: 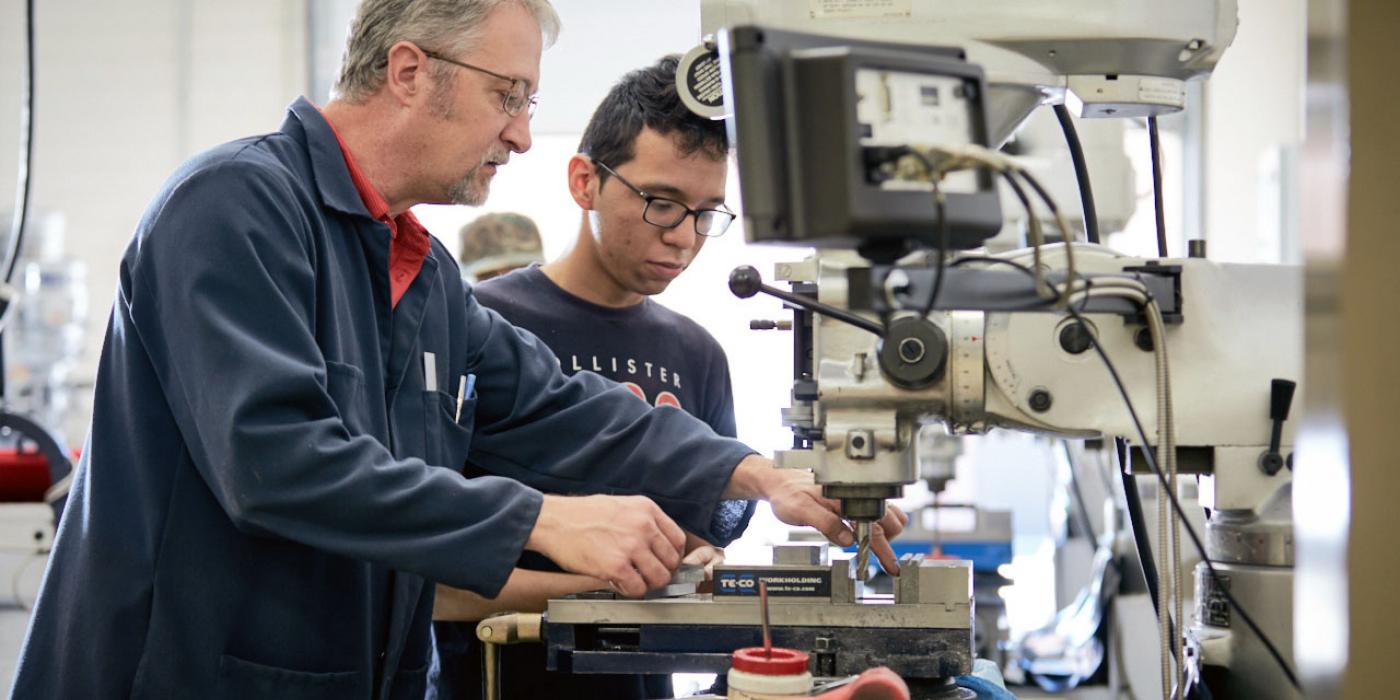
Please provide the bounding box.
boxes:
[1201,0,1307,263]
[0,0,309,443]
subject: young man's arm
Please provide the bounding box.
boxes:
[433,532,725,622]
[433,570,606,621]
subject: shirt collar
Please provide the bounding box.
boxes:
[281,97,370,219]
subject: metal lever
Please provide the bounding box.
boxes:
[1258,378,1297,476]
[730,266,883,336]
[476,613,544,700]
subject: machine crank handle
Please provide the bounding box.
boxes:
[730,265,883,336]
[1258,378,1297,476]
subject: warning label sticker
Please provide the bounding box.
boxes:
[810,0,912,20]
[1198,570,1232,628]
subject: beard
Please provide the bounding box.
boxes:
[447,163,491,206]
[429,78,498,206]
[447,151,509,206]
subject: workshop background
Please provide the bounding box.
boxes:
[0,0,1392,696]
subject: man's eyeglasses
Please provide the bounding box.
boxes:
[421,49,538,119]
[593,161,735,238]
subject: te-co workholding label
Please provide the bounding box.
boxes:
[714,567,832,598]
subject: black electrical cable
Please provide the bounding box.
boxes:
[919,187,948,318]
[1117,438,1179,657]
[942,253,1297,690]
[1,0,36,399]
[4,0,35,286]
[1063,304,1302,692]
[887,148,949,319]
[1062,442,1099,541]
[1147,117,1169,258]
[1053,105,1100,244]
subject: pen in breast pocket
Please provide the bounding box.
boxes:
[423,352,438,392]
[455,374,475,422]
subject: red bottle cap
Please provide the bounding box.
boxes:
[731,647,811,676]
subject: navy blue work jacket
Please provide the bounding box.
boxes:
[9,97,755,700]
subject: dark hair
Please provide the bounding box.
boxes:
[578,55,728,182]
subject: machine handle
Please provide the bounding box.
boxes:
[1260,378,1298,476]
[730,266,884,336]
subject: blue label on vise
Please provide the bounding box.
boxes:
[716,572,758,595]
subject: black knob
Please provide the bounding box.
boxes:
[1059,322,1094,355]
[1133,327,1154,352]
[876,317,947,389]
[729,266,761,299]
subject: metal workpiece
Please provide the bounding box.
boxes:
[896,559,974,606]
[646,564,708,599]
[772,543,830,566]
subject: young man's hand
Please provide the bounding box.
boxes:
[724,455,908,575]
[525,494,686,598]
[681,543,725,580]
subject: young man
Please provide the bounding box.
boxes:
[430,55,739,699]
[10,2,903,697]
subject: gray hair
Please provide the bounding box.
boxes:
[334,0,561,102]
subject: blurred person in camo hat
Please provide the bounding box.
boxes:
[458,212,544,283]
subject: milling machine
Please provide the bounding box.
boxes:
[542,2,1300,698]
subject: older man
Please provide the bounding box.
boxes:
[9,1,902,698]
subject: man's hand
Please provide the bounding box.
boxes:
[725,455,909,575]
[525,494,686,598]
[681,544,725,580]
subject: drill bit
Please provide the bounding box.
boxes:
[854,521,872,582]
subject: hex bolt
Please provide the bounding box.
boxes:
[1029,389,1053,413]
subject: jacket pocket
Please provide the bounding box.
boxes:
[388,660,430,700]
[217,654,361,700]
[325,360,370,435]
[424,390,476,471]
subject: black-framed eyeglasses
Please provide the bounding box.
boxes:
[593,160,735,238]
[421,49,538,118]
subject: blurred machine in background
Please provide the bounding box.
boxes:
[4,210,88,447]
[0,210,85,607]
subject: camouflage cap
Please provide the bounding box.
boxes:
[458,212,545,282]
